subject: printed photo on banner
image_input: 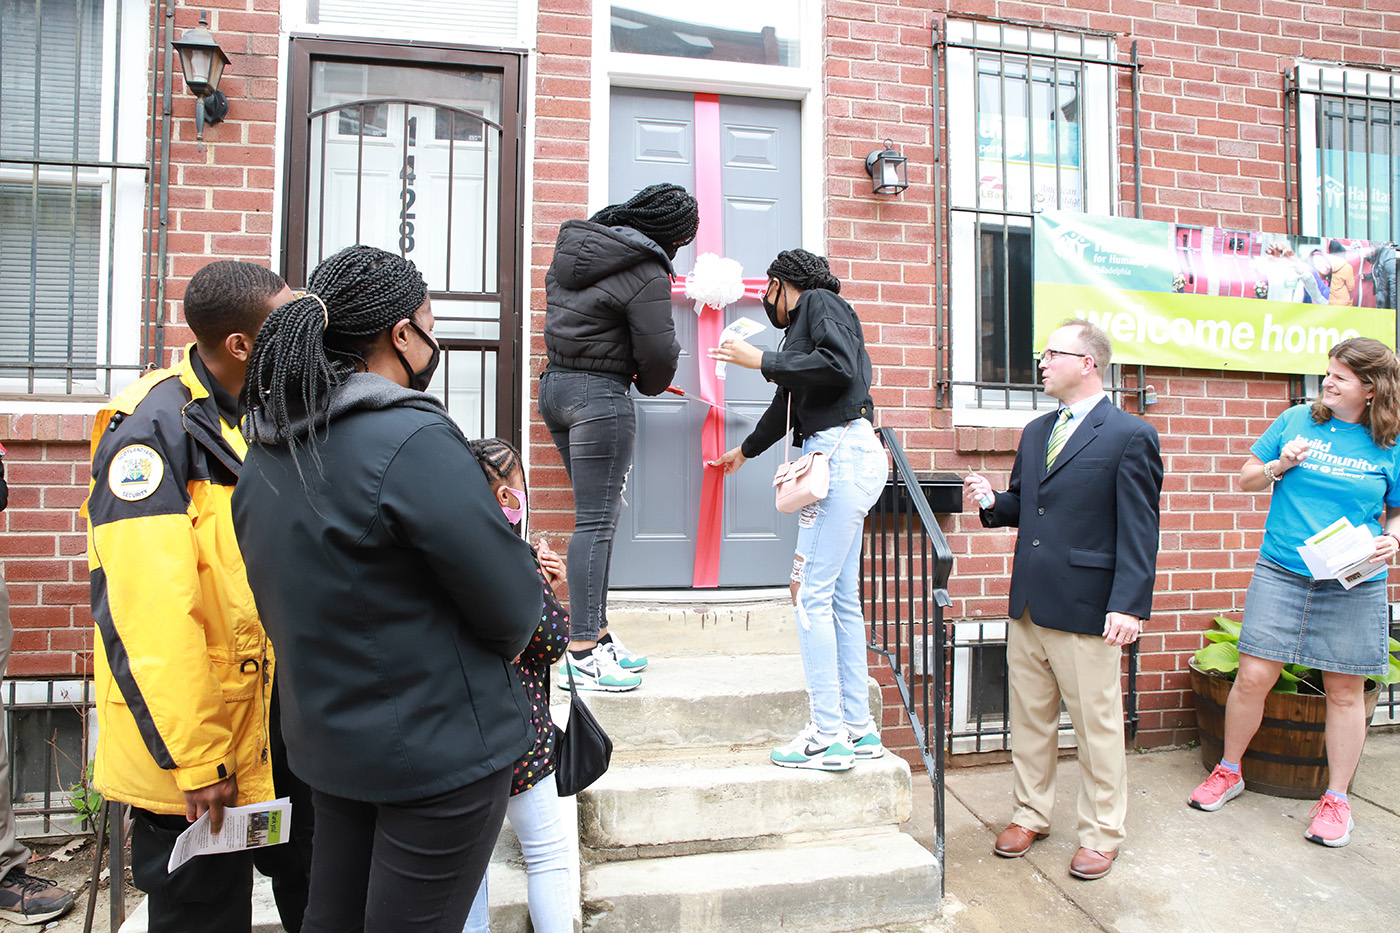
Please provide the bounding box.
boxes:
[1033,211,1397,375]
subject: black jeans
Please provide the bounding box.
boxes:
[301,767,511,933]
[537,369,637,642]
[253,685,314,933]
[130,810,254,933]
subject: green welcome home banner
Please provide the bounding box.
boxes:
[1033,212,1396,375]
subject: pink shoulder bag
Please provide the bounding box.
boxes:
[772,396,852,514]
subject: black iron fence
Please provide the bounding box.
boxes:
[862,427,953,897]
[4,678,93,836]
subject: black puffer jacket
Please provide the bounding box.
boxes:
[543,220,681,397]
[233,374,543,803]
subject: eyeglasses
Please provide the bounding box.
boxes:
[1036,348,1091,365]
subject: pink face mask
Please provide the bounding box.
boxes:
[500,486,526,525]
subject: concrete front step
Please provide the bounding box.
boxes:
[566,654,880,749]
[580,750,913,852]
[604,596,796,656]
[581,832,941,933]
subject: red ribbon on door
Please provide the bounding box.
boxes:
[689,93,726,589]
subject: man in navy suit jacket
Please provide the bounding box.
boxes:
[964,319,1163,881]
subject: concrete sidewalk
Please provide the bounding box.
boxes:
[901,727,1400,932]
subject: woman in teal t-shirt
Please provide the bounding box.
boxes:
[1189,338,1400,848]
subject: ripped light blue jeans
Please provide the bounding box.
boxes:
[791,418,888,741]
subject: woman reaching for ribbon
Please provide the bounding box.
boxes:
[709,249,888,771]
[538,183,700,693]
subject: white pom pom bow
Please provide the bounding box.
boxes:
[684,253,746,314]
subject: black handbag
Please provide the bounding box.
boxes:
[553,662,613,796]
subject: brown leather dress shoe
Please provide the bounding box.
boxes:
[993,823,1048,858]
[1068,846,1118,880]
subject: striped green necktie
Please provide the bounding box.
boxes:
[1045,408,1073,470]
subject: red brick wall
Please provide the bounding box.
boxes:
[158,2,283,352]
[528,0,594,553]
[0,418,94,677]
[0,3,281,679]
[7,1,1398,749]
[903,0,1400,748]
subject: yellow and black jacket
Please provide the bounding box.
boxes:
[83,347,273,815]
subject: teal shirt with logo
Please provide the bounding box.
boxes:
[1251,404,1400,576]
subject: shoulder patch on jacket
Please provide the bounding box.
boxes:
[107,445,165,501]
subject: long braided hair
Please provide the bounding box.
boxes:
[589,183,699,258]
[241,245,428,466]
[766,249,841,294]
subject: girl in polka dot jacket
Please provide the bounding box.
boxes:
[464,438,574,933]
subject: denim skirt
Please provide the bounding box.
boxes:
[1238,558,1390,677]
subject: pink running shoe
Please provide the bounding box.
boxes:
[1188,764,1244,811]
[1305,795,1353,847]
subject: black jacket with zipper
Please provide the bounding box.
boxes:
[741,288,876,458]
[543,219,681,396]
[233,374,543,803]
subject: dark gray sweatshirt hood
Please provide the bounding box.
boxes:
[247,372,451,445]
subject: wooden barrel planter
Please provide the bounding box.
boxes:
[1190,659,1380,799]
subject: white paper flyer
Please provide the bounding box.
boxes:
[713,317,767,380]
[1296,517,1387,589]
[167,797,292,872]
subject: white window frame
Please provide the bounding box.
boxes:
[1294,61,1400,244]
[944,19,1118,428]
[0,0,147,410]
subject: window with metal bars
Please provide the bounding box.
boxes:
[1285,64,1400,391]
[0,0,147,399]
[1289,64,1400,246]
[935,20,1141,423]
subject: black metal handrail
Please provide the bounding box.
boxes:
[863,427,954,896]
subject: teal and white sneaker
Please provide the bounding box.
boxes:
[846,722,885,760]
[559,645,642,693]
[770,724,855,771]
[600,633,648,672]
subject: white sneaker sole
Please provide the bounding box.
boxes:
[558,667,641,692]
[1306,817,1353,848]
[771,756,855,771]
[1188,779,1244,812]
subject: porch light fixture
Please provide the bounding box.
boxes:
[864,140,909,195]
[172,11,231,140]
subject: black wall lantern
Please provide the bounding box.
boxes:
[172,12,231,140]
[864,140,909,195]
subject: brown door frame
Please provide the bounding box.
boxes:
[281,36,526,446]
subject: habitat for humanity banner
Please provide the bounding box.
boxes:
[1033,212,1396,375]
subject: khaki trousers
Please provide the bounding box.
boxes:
[0,568,32,880]
[1007,609,1127,852]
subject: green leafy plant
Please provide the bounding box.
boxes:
[1193,615,1400,694]
[69,761,103,828]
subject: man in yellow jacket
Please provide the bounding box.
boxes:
[85,261,299,932]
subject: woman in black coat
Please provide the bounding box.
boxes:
[538,183,699,691]
[232,245,543,933]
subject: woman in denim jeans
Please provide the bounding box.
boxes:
[711,249,887,771]
[539,184,699,691]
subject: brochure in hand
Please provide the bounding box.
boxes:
[167,797,292,872]
[1296,517,1387,590]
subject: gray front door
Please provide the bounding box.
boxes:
[608,89,802,588]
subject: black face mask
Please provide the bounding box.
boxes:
[398,319,441,392]
[762,283,785,330]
